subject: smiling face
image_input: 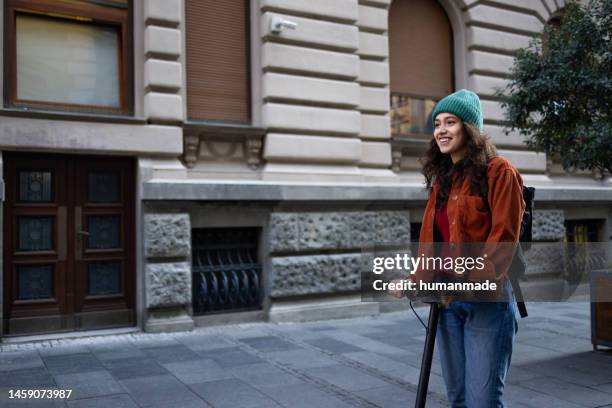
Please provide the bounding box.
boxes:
[434,112,467,163]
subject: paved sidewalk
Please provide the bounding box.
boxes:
[0,302,611,408]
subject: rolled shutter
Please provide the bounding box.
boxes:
[389,0,453,99]
[185,0,250,123]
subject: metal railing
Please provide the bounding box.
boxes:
[192,227,262,315]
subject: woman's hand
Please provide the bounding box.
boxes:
[388,280,405,299]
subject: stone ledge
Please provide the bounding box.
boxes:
[143,180,427,201]
[0,116,182,156]
[142,180,612,202]
[268,294,379,323]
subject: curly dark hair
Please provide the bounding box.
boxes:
[421,123,497,208]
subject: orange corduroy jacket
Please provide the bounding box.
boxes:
[413,156,525,285]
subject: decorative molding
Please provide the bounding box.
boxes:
[182,122,266,169]
[183,135,200,168]
[391,146,402,173]
[246,134,264,170]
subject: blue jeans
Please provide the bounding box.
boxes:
[436,281,518,408]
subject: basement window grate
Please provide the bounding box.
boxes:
[192,227,262,315]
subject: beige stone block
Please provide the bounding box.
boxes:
[358,60,389,85]
[262,12,359,51]
[264,133,361,164]
[360,141,391,167]
[360,86,389,113]
[467,50,514,75]
[145,92,183,122]
[145,26,181,58]
[543,0,559,14]
[467,26,532,53]
[465,5,543,34]
[263,73,360,107]
[467,75,508,97]
[144,59,182,90]
[144,0,181,25]
[261,163,363,182]
[263,103,361,135]
[358,5,387,32]
[481,99,506,122]
[261,0,358,23]
[359,0,391,7]
[486,125,527,148]
[0,116,182,155]
[358,31,388,59]
[360,114,390,139]
[497,149,547,173]
[262,43,359,79]
[478,0,550,22]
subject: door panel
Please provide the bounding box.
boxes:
[73,157,135,329]
[4,156,69,334]
[3,153,135,335]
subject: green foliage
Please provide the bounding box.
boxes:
[497,0,612,175]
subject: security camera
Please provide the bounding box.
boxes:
[270,16,298,34]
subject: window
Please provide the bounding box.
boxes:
[4,0,132,115]
[192,227,262,315]
[185,0,250,123]
[565,220,602,242]
[389,0,453,137]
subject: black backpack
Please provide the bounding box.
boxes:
[481,185,535,318]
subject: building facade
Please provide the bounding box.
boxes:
[0,0,610,338]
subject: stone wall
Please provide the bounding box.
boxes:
[260,0,393,180]
[525,209,566,277]
[143,213,193,332]
[269,210,409,298]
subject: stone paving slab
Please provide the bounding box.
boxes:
[0,302,611,407]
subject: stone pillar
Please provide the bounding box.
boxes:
[143,213,193,332]
[143,0,184,124]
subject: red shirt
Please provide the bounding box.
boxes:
[435,203,450,243]
[435,203,453,276]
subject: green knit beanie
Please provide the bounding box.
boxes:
[431,89,484,131]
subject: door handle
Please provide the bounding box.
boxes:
[58,206,67,261]
[77,230,90,236]
[75,206,83,260]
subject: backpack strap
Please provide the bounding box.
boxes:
[478,162,528,318]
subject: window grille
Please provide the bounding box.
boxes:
[192,227,262,315]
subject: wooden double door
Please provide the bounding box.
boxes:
[3,153,135,335]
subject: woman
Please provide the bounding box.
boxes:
[393,89,525,407]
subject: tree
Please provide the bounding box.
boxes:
[496,0,612,175]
